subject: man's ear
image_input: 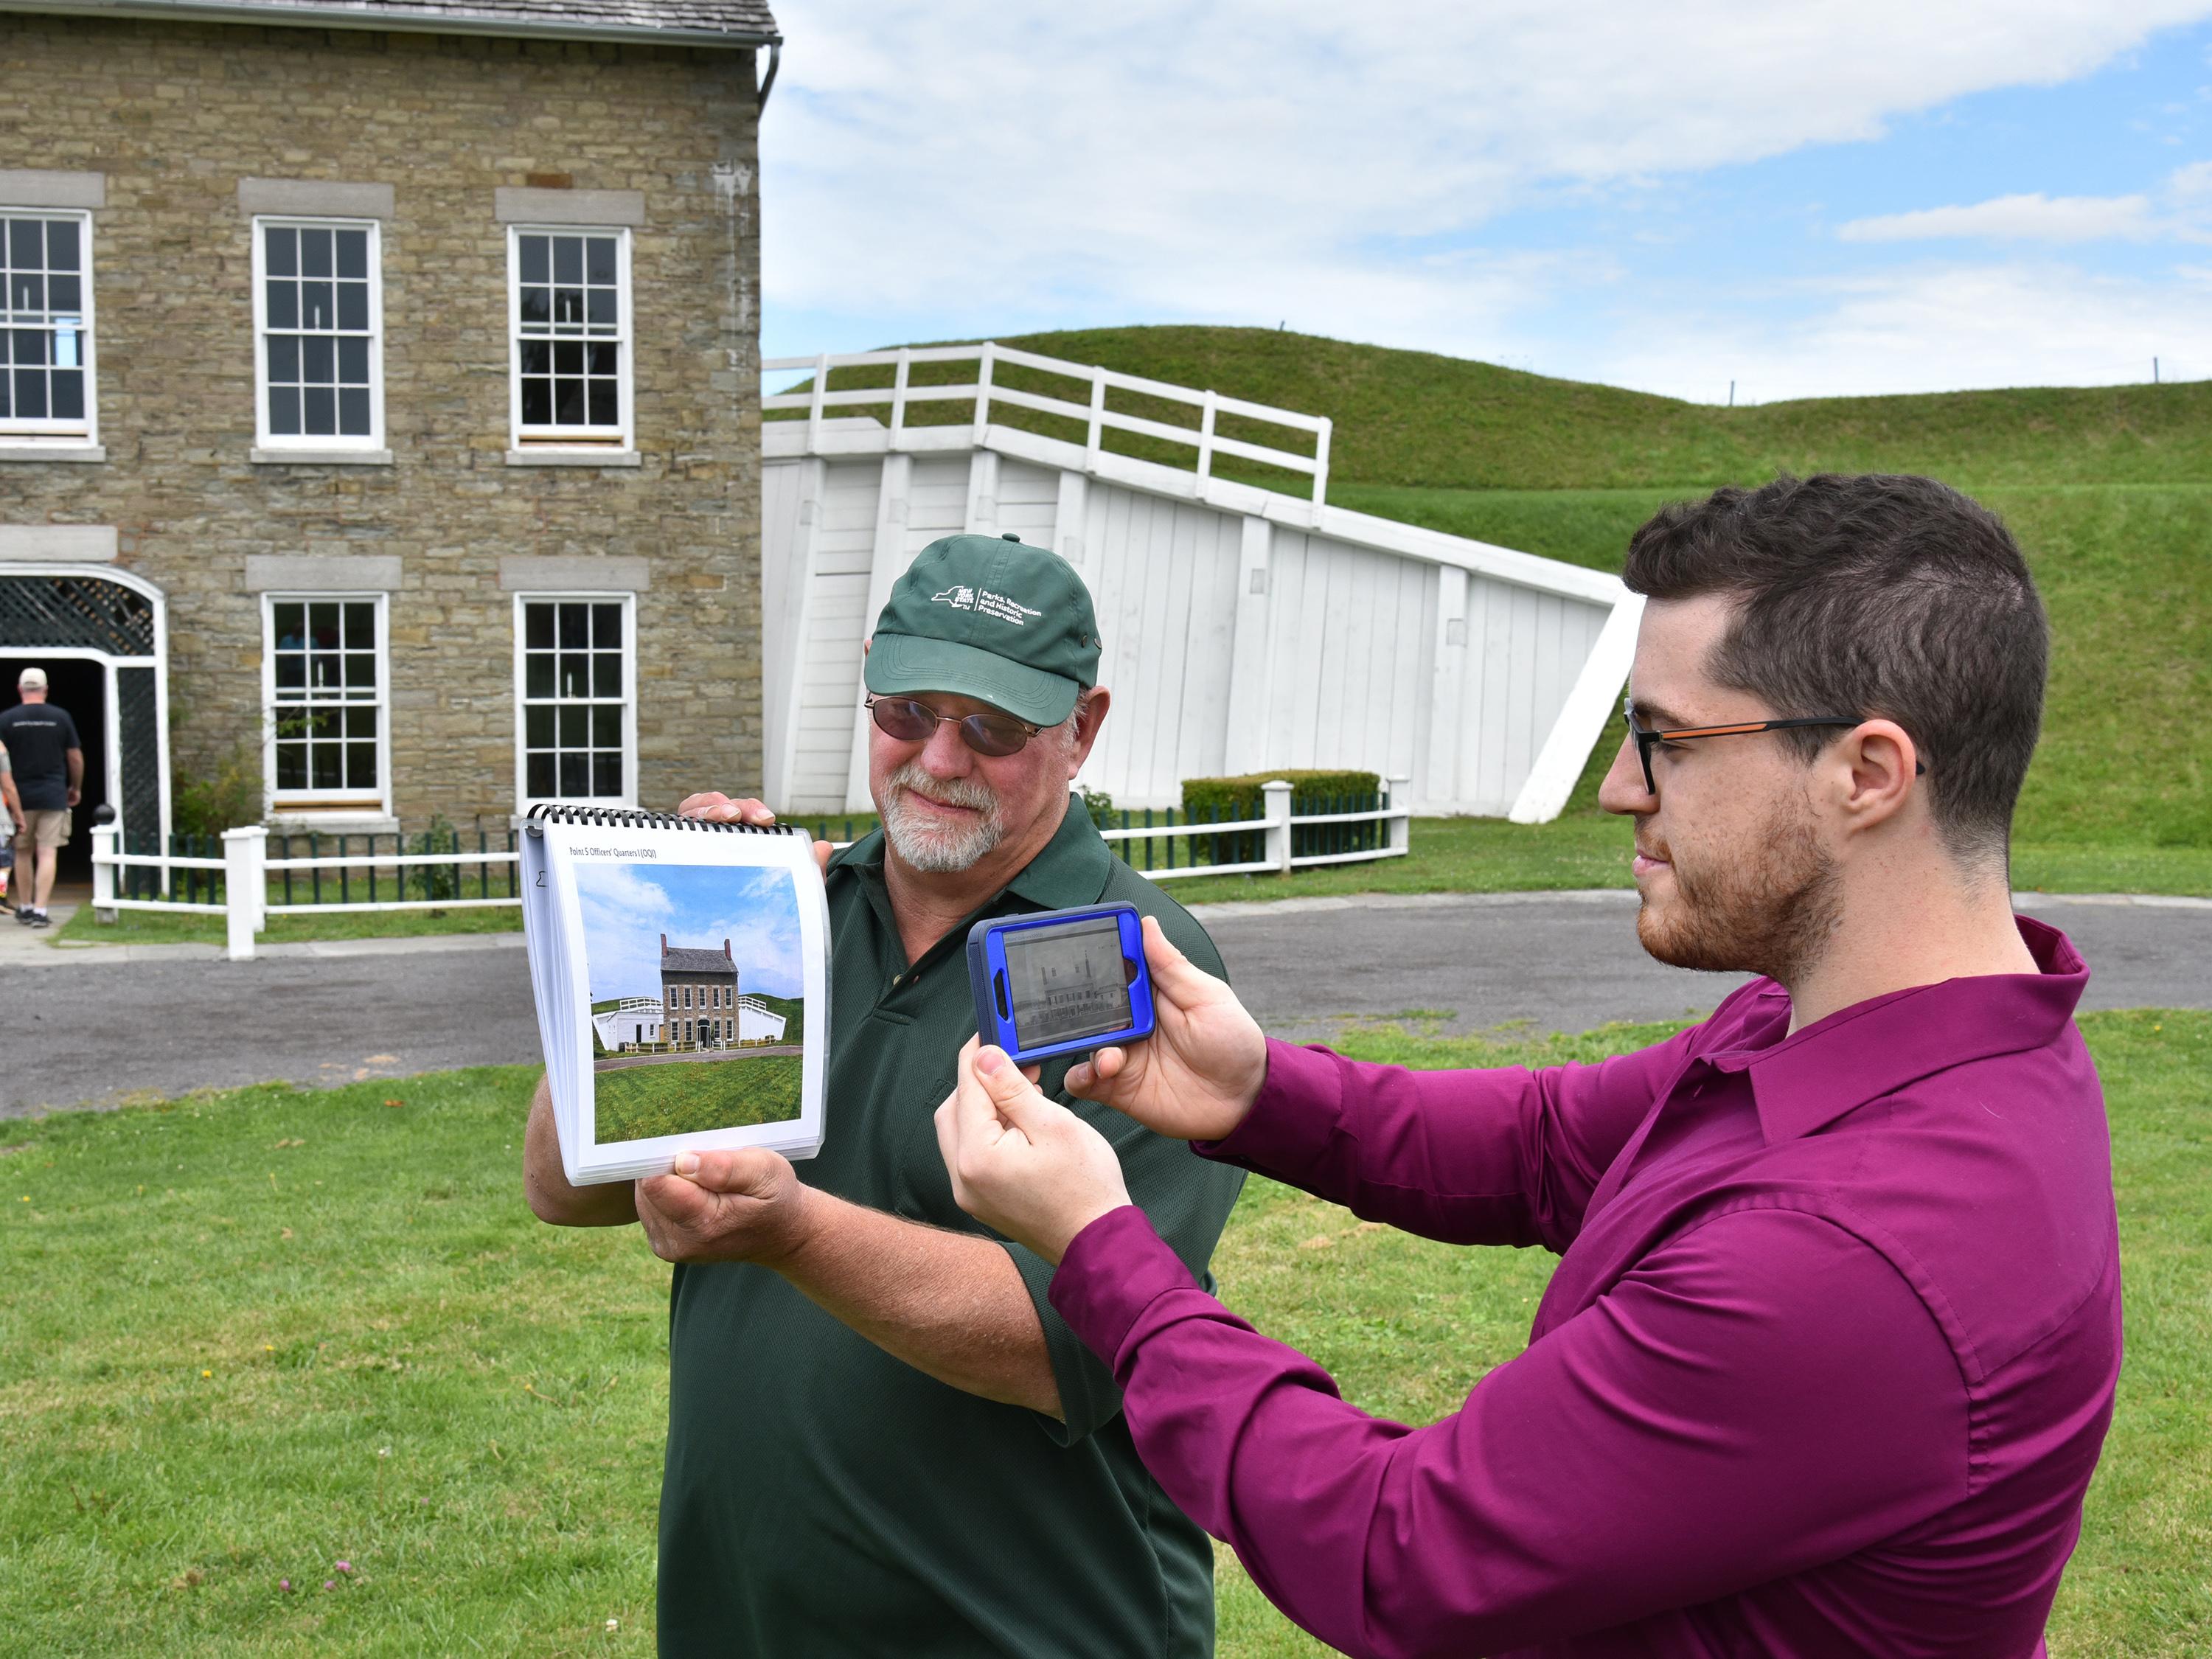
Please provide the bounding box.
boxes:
[1067,687,1110,775]
[1832,718,1919,835]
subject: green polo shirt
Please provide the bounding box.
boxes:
[657,802,1245,1658]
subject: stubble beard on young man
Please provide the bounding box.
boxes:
[1637,794,1843,986]
[880,762,1009,874]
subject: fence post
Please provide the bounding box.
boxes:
[1387,774,1412,854]
[973,341,996,445]
[1262,779,1294,875]
[221,826,267,961]
[91,820,119,922]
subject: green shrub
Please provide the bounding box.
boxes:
[1181,769,1385,864]
[168,740,262,837]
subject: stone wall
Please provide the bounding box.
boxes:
[0,13,765,830]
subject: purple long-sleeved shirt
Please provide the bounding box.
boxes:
[1049,919,2120,1658]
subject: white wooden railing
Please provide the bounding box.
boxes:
[762,342,1333,507]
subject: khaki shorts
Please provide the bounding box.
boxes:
[24,808,70,849]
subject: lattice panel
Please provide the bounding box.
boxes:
[116,664,161,845]
[0,573,157,655]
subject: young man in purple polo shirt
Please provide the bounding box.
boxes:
[920,473,2120,1657]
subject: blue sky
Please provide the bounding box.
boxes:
[574,862,803,1005]
[759,2,2212,401]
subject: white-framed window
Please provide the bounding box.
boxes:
[1,209,97,444]
[514,592,636,808]
[262,593,391,816]
[507,226,633,451]
[252,218,383,451]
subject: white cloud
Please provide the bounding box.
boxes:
[1601,260,2212,400]
[763,0,2212,347]
[1837,192,2160,243]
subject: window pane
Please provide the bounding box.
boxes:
[525,705,554,746]
[520,340,550,376]
[268,334,300,383]
[586,236,616,285]
[307,651,340,689]
[346,705,376,737]
[46,218,80,271]
[558,705,585,744]
[9,218,38,266]
[558,654,588,698]
[13,369,45,420]
[519,286,550,327]
[0,372,9,419]
[265,226,298,276]
[554,340,584,375]
[592,603,621,646]
[301,281,333,330]
[12,273,42,312]
[343,602,373,648]
[337,281,369,333]
[519,234,549,284]
[269,386,301,435]
[527,753,555,799]
[335,229,368,280]
[338,335,369,384]
[302,335,335,383]
[309,602,339,642]
[276,743,307,790]
[12,328,41,364]
[559,752,587,796]
[588,380,618,427]
[591,752,622,799]
[557,605,588,647]
[274,602,305,639]
[338,657,372,694]
[300,228,333,278]
[48,274,80,312]
[347,742,378,787]
[525,605,554,648]
[587,288,616,329]
[553,237,582,284]
[554,288,584,327]
[526,653,554,697]
[521,379,552,426]
[338,387,370,435]
[51,369,83,421]
[592,703,620,746]
[312,744,342,789]
[554,379,584,425]
[266,282,299,330]
[302,385,336,435]
[594,650,621,696]
[274,655,305,691]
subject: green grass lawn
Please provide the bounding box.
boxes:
[2,1012,2204,1654]
[591,1054,804,1143]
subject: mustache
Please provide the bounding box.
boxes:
[886,764,1000,814]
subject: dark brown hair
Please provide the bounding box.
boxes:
[1624,473,2047,866]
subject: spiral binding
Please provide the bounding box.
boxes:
[524,802,805,838]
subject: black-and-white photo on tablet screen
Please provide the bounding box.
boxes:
[1003,913,1133,1048]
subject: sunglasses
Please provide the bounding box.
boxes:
[1622,697,1923,796]
[866,695,1043,758]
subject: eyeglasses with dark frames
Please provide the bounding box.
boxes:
[1621,697,1923,796]
[866,695,1043,758]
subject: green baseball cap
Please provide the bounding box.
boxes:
[864,532,1102,726]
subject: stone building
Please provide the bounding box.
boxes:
[658,931,737,1050]
[0,0,782,882]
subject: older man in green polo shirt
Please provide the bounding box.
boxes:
[524,532,1245,1657]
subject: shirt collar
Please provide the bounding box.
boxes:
[1714,917,2090,1144]
[824,792,1115,913]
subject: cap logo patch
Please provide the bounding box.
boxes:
[931,585,1042,627]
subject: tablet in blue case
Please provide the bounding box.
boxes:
[966,902,1156,1066]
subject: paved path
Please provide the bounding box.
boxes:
[3,892,2205,1115]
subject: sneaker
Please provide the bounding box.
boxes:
[13,908,34,925]
[24,910,49,928]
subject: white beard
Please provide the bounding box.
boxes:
[880,763,1008,873]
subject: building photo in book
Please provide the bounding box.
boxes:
[574,860,808,1145]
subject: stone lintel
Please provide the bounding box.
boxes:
[494,187,646,227]
[0,524,119,561]
[245,554,403,592]
[498,555,650,592]
[238,178,396,220]
[0,169,105,209]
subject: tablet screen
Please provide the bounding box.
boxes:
[1004,914,1134,1048]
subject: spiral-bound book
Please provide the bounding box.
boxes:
[521,805,830,1185]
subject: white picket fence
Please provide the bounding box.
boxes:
[89,779,1410,961]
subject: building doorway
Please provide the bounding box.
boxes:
[0,654,108,890]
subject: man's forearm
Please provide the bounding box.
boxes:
[524,1080,639,1227]
[781,1189,1062,1419]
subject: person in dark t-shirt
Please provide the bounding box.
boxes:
[0,667,83,928]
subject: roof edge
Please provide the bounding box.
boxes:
[0,0,780,49]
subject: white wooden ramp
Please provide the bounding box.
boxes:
[760,344,1640,821]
